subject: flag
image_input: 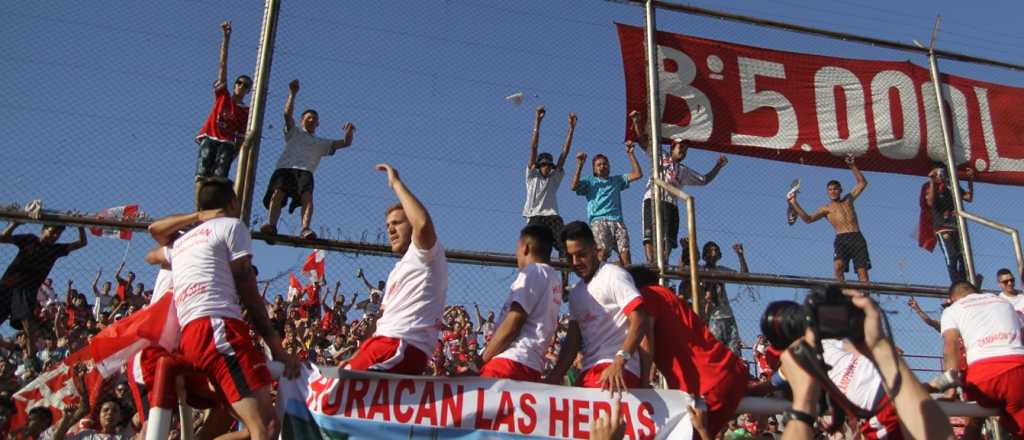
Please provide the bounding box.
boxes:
[302,249,326,283]
[10,294,176,431]
[288,273,304,302]
[89,205,139,240]
[917,183,937,252]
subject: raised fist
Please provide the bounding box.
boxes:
[732,243,744,254]
[576,152,587,162]
[717,155,729,167]
[568,112,577,126]
[288,79,300,94]
[844,154,855,166]
[343,122,355,133]
[535,106,545,120]
[221,21,232,36]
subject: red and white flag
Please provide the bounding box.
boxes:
[90,204,139,240]
[288,273,304,302]
[10,294,176,431]
[302,249,326,282]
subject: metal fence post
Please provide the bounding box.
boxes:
[643,0,666,280]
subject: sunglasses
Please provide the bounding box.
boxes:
[1000,278,1016,285]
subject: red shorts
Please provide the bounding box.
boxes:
[576,363,642,389]
[480,358,542,382]
[345,336,428,375]
[126,347,219,422]
[180,317,272,404]
[860,395,903,440]
[964,356,1024,437]
[703,359,749,435]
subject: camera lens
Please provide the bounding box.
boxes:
[760,300,807,349]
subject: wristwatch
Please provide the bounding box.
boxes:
[781,408,816,428]
[615,350,631,361]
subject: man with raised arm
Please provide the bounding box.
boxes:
[570,143,643,265]
[259,79,356,240]
[193,21,251,197]
[478,225,563,382]
[628,111,728,265]
[788,156,871,282]
[523,106,575,258]
[546,221,649,393]
[148,179,298,440]
[343,164,447,374]
[923,163,975,283]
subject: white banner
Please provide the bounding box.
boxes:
[278,365,694,439]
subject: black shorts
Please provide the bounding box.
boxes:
[834,231,871,272]
[263,168,315,214]
[0,286,37,330]
[642,199,680,248]
[195,137,238,179]
[526,215,565,254]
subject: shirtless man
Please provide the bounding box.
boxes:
[788,156,870,282]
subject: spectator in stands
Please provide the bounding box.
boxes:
[259,79,356,240]
[996,268,1024,320]
[113,262,134,305]
[940,281,1024,437]
[478,225,562,382]
[788,155,871,282]
[699,241,747,355]
[0,222,86,369]
[546,221,649,392]
[355,269,383,319]
[923,163,975,284]
[90,269,113,320]
[37,278,57,308]
[523,106,575,261]
[628,111,728,265]
[570,141,643,265]
[473,304,496,343]
[343,164,447,375]
[627,265,747,438]
[193,21,251,197]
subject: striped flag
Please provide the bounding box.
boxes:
[288,273,304,302]
[302,249,326,282]
[90,204,139,240]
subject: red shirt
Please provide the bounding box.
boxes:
[640,285,743,395]
[196,83,249,145]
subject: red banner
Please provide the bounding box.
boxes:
[617,24,1024,185]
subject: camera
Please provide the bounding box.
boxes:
[760,284,865,349]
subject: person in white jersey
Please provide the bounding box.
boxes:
[148,179,298,440]
[260,79,356,240]
[941,281,1024,438]
[343,164,447,374]
[545,221,649,393]
[523,106,575,259]
[997,268,1024,324]
[818,339,902,440]
[478,224,563,382]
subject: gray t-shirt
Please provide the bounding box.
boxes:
[522,167,564,217]
[703,264,736,320]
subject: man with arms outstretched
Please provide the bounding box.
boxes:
[546,221,649,393]
[260,79,356,240]
[193,21,251,197]
[343,164,447,374]
[523,106,575,257]
[789,156,870,282]
[148,179,299,440]
[570,143,643,265]
[478,225,562,382]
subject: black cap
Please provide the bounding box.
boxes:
[536,152,554,166]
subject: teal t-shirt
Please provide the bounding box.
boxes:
[575,175,630,222]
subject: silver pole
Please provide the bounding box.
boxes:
[644,0,666,277]
[926,17,976,283]
[234,0,281,226]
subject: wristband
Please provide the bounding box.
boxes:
[781,408,816,428]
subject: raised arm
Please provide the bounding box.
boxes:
[702,155,729,185]
[570,152,587,192]
[283,79,299,133]
[330,122,356,150]
[216,21,231,86]
[232,255,299,378]
[847,155,867,200]
[473,303,485,328]
[357,269,373,291]
[625,142,643,183]
[546,321,581,384]
[480,302,527,363]
[0,222,19,243]
[147,209,222,246]
[628,110,649,153]
[907,297,940,332]
[67,227,87,252]
[377,163,437,250]
[528,106,544,169]
[332,281,341,304]
[732,243,749,273]
[91,269,102,297]
[114,261,127,284]
[787,195,827,224]
[556,112,576,169]
[962,167,974,203]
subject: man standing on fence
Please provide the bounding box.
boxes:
[193,21,251,199]
[148,179,299,440]
[259,79,356,240]
[546,221,649,392]
[940,281,1024,438]
[922,163,975,283]
[343,164,447,374]
[522,106,575,260]
[788,155,871,282]
[478,225,562,382]
[0,222,86,370]
[570,143,643,265]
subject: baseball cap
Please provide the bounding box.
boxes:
[536,152,554,166]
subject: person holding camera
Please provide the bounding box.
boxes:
[768,288,952,440]
[939,281,1024,438]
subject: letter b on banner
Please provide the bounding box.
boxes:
[658,45,713,143]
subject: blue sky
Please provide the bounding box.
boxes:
[2,0,1023,368]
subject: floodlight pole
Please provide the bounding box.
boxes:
[643,0,667,280]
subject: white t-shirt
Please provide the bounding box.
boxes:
[274,126,335,172]
[494,263,563,372]
[166,217,252,328]
[373,240,448,356]
[941,293,1024,365]
[522,168,564,217]
[642,150,708,203]
[37,284,57,307]
[821,338,883,412]
[151,268,173,303]
[568,263,645,376]
[999,292,1024,326]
